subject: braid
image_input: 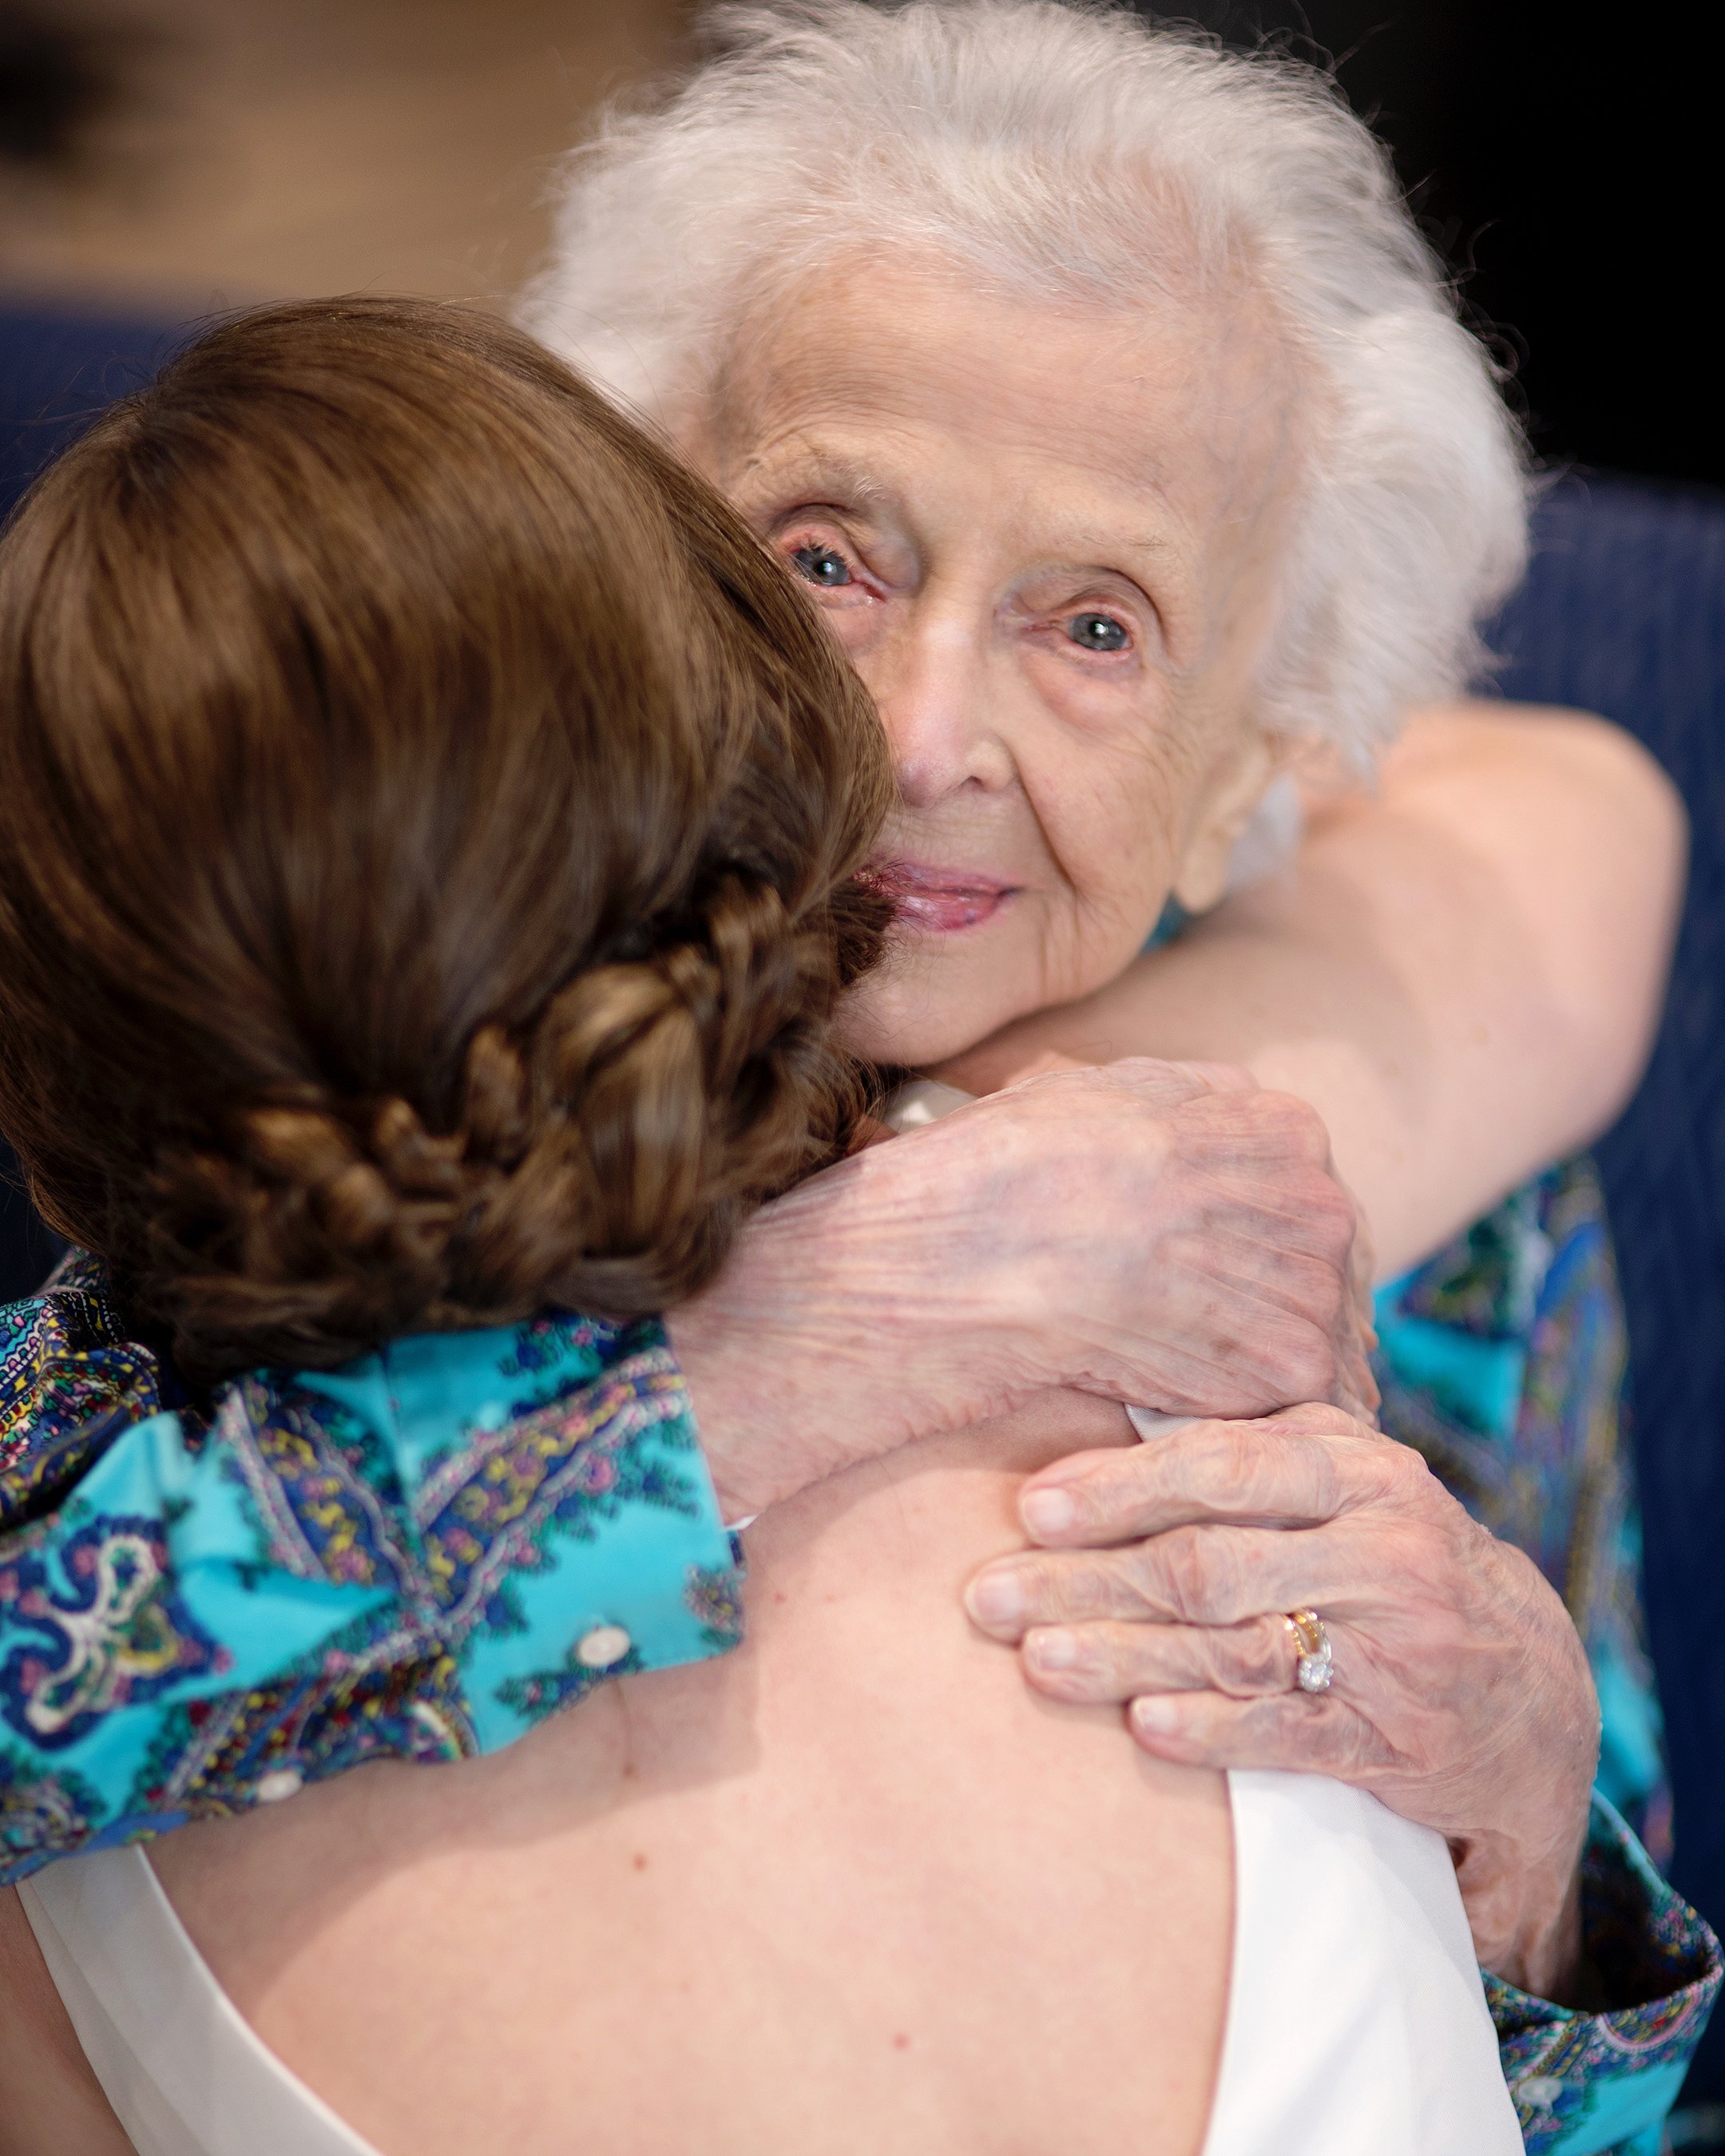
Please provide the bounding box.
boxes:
[145,866,878,1373]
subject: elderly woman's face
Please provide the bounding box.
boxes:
[707,262,1302,1065]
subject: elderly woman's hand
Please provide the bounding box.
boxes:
[963,1405,1600,1999]
[672,1061,1376,1519]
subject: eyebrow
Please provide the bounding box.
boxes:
[732,433,1189,579]
[729,439,904,517]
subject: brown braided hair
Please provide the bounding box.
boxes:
[0,296,894,1374]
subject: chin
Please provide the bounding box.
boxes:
[839,969,1024,1072]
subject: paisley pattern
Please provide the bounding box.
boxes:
[1374,1157,1670,1861]
[0,1264,163,1488]
[0,1264,169,1527]
[0,1255,741,1878]
[0,1513,228,1748]
[1488,1797,1722,2155]
[1,1246,1718,2146]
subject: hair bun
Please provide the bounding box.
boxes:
[142,863,871,1368]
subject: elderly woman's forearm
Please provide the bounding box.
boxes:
[1253,703,1685,1267]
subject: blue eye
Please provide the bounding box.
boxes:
[1067,611,1128,652]
[791,543,853,589]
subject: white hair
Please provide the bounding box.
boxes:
[521,0,1529,768]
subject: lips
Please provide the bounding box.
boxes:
[866,860,1017,935]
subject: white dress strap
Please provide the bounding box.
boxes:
[19,1845,381,2156]
[1206,1770,1522,2156]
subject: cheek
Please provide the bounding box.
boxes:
[1021,723,1188,938]
[843,646,895,740]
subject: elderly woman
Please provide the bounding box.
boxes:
[0,2,1715,2148]
[517,0,1709,2120]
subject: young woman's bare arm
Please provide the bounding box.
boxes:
[0,1888,131,2156]
[942,703,1687,1277]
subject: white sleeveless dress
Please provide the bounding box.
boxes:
[20,1767,1520,2156]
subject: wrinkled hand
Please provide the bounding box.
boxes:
[960,1060,1378,1424]
[672,1060,1375,1519]
[962,1406,1600,1998]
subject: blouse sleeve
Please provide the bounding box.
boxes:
[1485,1793,1722,2154]
[0,1263,744,1885]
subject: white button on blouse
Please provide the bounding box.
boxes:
[574,1623,632,1670]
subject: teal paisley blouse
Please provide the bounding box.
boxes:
[1372,1153,1715,2153]
[1374,1155,1667,1860]
[0,1252,1718,2154]
[0,1257,743,1871]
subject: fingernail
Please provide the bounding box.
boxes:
[1025,1627,1080,1671]
[1021,1487,1077,1539]
[1132,1697,1179,1735]
[964,1569,1025,1631]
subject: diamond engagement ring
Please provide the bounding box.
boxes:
[1284,1608,1334,1694]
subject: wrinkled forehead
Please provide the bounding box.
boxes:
[700,252,1307,553]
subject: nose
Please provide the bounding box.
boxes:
[876,596,1015,811]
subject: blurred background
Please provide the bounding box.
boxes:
[0,0,687,312]
[0,0,1717,485]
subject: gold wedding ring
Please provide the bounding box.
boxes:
[1283,1607,1334,1694]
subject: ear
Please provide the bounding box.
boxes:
[1171,729,1279,915]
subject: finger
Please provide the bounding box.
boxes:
[1333,1364,1381,1425]
[997,1049,1094,1083]
[1136,1253,1365,1413]
[1110,1055,1260,1098]
[966,1520,1367,1638]
[1126,1689,1398,1778]
[1021,1615,1296,1704]
[1017,1415,1378,1547]
[1012,1058,1215,1116]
